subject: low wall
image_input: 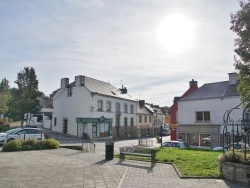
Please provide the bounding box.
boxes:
[221,161,250,185]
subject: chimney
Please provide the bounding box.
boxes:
[139,100,145,108]
[228,72,238,85]
[189,79,198,88]
[61,78,69,89]
[120,85,127,94]
[75,75,85,86]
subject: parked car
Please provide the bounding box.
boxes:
[212,146,227,151]
[0,127,45,145]
[162,141,190,148]
[202,136,210,144]
[158,128,170,136]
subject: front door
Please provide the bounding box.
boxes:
[92,124,97,138]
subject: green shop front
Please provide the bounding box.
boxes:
[76,116,113,138]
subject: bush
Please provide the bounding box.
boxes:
[43,139,60,149]
[2,139,60,152]
[0,125,11,133]
[2,140,22,152]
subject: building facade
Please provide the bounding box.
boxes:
[52,75,137,139]
[177,73,243,148]
[170,79,198,140]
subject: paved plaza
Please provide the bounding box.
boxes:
[0,148,248,188]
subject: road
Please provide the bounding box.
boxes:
[0,126,170,154]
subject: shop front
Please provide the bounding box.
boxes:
[178,124,221,148]
[76,116,113,138]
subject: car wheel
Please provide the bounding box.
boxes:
[7,138,15,143]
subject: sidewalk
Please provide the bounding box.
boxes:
[0,148,248,188]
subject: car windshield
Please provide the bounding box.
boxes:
[5,128,23,134]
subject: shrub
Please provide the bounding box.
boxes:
[2,140,22,152]
[43,139,60,149]
[2,139,60,152]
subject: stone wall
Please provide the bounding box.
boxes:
[221,161,250,185]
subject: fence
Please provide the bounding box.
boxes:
[222,100,250,164]
[82,138,96,152]
[138,137,153,147]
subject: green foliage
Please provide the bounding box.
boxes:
[0,125,11,132]
[2,139,60,152]
[2,140,22,152]
[14,67,43,125]
[230,0,250,103]
[224,149,250,164]
[156,148,222,177]
[42,139,60,149]
[0,78,11,115]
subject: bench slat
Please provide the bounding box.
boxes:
[120,152,151,157]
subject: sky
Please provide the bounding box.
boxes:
[0,0,241,107]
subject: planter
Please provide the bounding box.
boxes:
[220,158,250,185]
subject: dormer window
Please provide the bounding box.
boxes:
[97,100,103,111]
[67,88,72,97]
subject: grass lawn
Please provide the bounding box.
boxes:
[115,147,223,177]
[156,148,222,177]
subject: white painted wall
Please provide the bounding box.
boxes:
[53,86,92,135]
[178,96,243,133]
[53,84,137,137]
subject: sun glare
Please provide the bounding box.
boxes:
[156,14,195,53]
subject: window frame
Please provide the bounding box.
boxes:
[97,100,103,111]
[196,111,210,122]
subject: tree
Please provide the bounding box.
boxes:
[0,78,11,116]
[230,0,250,103]
[14,67,42,127]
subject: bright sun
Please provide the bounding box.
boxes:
[156,14,195,53]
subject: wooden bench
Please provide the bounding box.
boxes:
[119,146,156,166]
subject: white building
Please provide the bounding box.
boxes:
[52,75,137,139]
[177,73,243,148]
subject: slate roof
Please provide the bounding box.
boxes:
[137,105,151,115]
[69,76,135,101]
[181,81,239,101]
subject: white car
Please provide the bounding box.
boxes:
[162,141,190,148]
[0,128,45,145]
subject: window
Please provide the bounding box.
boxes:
[130,105,134,114]
[116,103,121,115]
[97,100,103,111]
[149,116,152,123]
[124,103,128,113]
[130,117,134,126]
[139,116,142,123]
[106,101,111,112]
[124,117,128,126]
[54,117,57,126]
[144,116,147,123]
[196,111,210,122]
[67,88,72,97]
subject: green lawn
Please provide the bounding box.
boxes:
[116,147,223,177]
[156,148,222,177]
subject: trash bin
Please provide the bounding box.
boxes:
[105,141,114,160]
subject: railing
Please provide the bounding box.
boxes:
[138,137,153,147]
[81,138,96,153]
[222,100,250,164]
